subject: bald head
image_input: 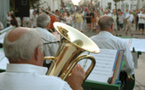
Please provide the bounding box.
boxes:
[3,27,43,62]
[8,27,30,42]
[98,15,114,30]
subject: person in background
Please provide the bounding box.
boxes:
[82,9,87,30]
[32,11,38,28]
[0,27,85,90]
[75,10,84,32]
[86,10,91,31]
[90,15,135,90]
[138,8,145,35]
[135,9,140,31]
[71,12,75,28]
[10,14,18,27]
[118,10,125,36]
[125,11,134,35]
[0,21,4,30]
[6,12,11,27]
[48,11,57,33]
[95,10,100,34]
[124,9,129,31]
[64,12,72,26]
[29,7,34,20]
[112,10,117,33]
[90,9,95,31]
[35,13,59,68]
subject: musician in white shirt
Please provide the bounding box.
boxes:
[0,27,85,90]
[90,15,135,89]
[90,15,134,76]
[35,13,59,67]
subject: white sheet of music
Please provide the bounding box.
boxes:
[0,32,6,44]
[130,39,145,52]
[121,38,132,47]
[80,49,118,83]
[0,49,9,70]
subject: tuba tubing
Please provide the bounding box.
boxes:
[45,54,96,80]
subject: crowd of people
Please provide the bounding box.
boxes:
[1,6,145,36]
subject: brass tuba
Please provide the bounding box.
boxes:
[44,22,100,80]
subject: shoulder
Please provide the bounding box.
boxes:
[114,36,128,47]
[37,75,72,90]
[35,28,55,37]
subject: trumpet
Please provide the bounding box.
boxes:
[44,22,100,80]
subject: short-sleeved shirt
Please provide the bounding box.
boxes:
[125,14,134,22]
[138,13,145,24]
[118,14,125,24]
[75,13,83,23]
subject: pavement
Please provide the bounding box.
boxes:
[81,26,145,90]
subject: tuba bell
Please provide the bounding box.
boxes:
[44,22,100,80]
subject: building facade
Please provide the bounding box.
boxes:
[99,0,140,12]
[40,0,61,11]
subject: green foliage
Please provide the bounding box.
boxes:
[10,0,40,11]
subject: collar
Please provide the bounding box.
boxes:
[98,31,113,37]
[6,64,48,75]
[35,27,48,31]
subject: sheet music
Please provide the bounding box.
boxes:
[130,39,145,52]
[80,49,118,83]
[0,32,6,43]
[0,49,9,70]
[121,38,132,47]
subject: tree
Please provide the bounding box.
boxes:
[10,0,40,11]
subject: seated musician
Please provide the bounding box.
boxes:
[35,13,59,68]
[0,27,85,90]
[90,15,135,90]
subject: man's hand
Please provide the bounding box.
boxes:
[66,64,85,90]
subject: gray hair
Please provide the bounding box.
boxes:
[37,13,51,28]
[98,15,114,30]
[3,28,43,62]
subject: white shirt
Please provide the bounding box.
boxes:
[90,31,134,75]
[0,64,72,90]
[125,14,134,22]
[64,16,72,25]
[138,13,145,24]
[107,13,112,17]
[35,27,59,63]
[6,15,11,24]
[32,15,38,27]
[118,14,125,24]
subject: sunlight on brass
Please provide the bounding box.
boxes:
[44,22,100,81]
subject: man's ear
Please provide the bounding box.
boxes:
[34,47,40,61]
[111,24,113,29]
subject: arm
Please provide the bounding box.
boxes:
[66,64,85,90]
[123,42,134,76]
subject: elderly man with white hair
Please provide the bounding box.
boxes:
[90,15,135,90]
[35,13,59,68]
[0,27,85,90]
